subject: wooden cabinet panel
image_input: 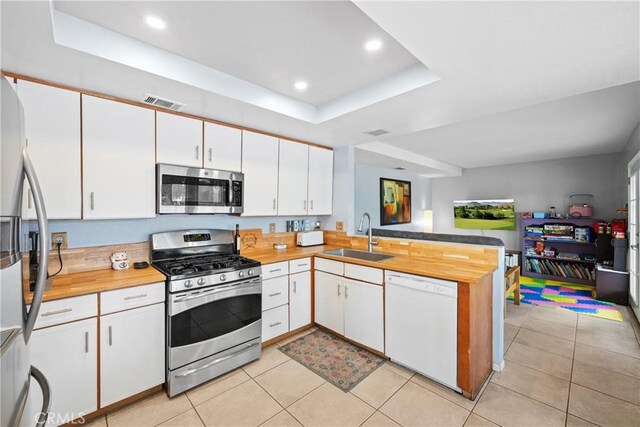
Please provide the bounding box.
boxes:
[242,131,279,216]
[100,303,165,407]
[82,96,155,219]
[17,80,81,219]
[278,140,308,216]
[204,122,242,171]
[307,146,333,215]
[156,112,203,168]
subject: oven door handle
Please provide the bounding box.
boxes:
[173,281,259,303]
[175,342,260,378]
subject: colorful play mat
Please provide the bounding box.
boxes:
[508,276,623,322]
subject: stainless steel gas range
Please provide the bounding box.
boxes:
[150,229,262,397]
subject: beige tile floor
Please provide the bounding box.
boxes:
[88,303,640,427]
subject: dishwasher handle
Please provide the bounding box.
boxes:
[387,274,457,298]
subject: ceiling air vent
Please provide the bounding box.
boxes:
[395,167,406,170]
[363,129,389,136]
[142,94,186,111]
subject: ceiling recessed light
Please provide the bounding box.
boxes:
[294,81,308,91]
[365,39,382,52]
[145,15,166,30]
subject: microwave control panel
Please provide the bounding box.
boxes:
[232,181,243,207]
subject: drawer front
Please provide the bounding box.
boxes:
[344,263,383,285]
[262,304,289,342]
[314,258,344,276]
[262,261,289,280]
[101,282,165,315]
[289,257,311,274]
[262,276,289,311]
[34,294,98,329]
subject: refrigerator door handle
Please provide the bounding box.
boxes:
[23,148,49,342]
[30,366,51,427]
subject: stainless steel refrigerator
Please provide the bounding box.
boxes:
[1,74,51,427]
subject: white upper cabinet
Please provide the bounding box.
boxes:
[204,122,242,171]
[308,146,333,215]
[242,131,279,216]
[156,112,203,168]
[17,80,81,219]
[278,140,309,216]
[82,96,155,219]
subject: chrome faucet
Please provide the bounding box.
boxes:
[357,212,378,252]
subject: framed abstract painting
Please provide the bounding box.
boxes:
[380,178,411,225]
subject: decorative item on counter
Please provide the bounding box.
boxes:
[286,221,293,232]
[314,221,321,230]
[303,219,311,231]
[111,251,129,270]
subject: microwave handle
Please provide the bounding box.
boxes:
[228,180,234,206]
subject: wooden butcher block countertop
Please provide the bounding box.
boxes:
[26,243,497,303]
[243,245,496,284]
[24,266,166,303]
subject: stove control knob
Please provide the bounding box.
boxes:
[248,269,254,276]
[220,274,227,282]
[184,280,193,288]
[238,271,244,278]
[197,278,206,286]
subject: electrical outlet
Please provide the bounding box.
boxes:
[51,232,68,249]
[269,223,276,233]
[336,221,344,231]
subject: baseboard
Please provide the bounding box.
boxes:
[492,360,505,372]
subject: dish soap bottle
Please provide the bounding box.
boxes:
[235,224,241,255]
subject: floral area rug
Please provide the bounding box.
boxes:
[508,276,623,321]
[278,329,385,391]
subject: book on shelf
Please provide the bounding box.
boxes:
[524,257,595,281]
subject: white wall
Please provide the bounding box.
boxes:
[432,153,620,250]
[354,163,432,232]
[324,145,356,234]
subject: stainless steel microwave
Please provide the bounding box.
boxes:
[157,164,244,214]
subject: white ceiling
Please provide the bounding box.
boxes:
[1,1,638,175]
[55,1,420,106]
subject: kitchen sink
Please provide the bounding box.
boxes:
[322,248,395,262]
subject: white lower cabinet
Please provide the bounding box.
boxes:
[314,264,384,352]
[289,271,311,330]
[314,271,345,334]
[100,303,165,407]
[25,318,98,426]
[262,304,289,342]
[343,278,384,352]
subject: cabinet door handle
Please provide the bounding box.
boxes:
[337,284,341,297]
[108,326,112,346]
[195,145,200,160]
[85,331,89,353]
[90,192,95,210]
[124,293,147,301]
[293,281,297,293]
[345,285,348,299]
[269,268,282,273]
[310,200,314,211]
[41,308,72,317]
[208,147,213,163]
[268,292,282,297]
[269,322,282,328]
[28,188,32,209]
[304,200,307,211]
[273,198,276,211]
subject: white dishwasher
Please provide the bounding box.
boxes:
[385,271,459,391]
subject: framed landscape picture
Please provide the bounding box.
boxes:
[380,178,412,225]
